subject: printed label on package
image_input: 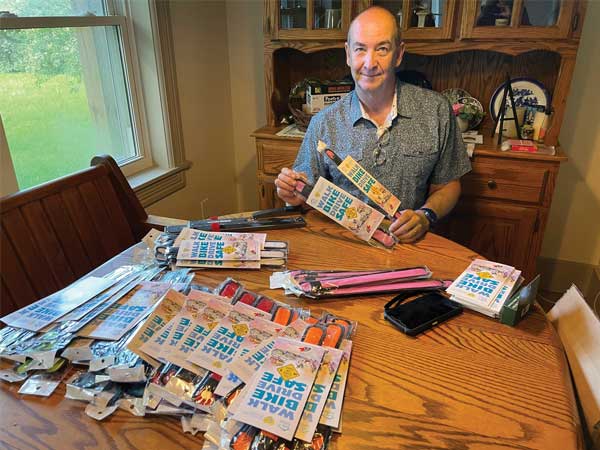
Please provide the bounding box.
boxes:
[165,297,233,374]
[177,238,261,261]
[176,259,261,269]
[338,156,401,217]
[295,347,344,442]
[1,277,116,331]
[126,289,186,366]
[306,177,384,241]
[186,302,271,375]
[446,259,516,306]
[174,228,267,247]
[319,339,352,428]
[233,337,325,441]
[140,291,212,363]
[78,282,170,341]
[214,318,285,396]
[228,319,309,385]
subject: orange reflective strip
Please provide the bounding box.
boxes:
[305,316,319,325]
[302,326,324,345]
[322,323,344,348]
[272,306,292,325]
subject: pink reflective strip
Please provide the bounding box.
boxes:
[320,268,430,289]
[372,229,396,247]
[293,270,385,282]
[327,279,446,296]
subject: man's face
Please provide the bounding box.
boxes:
[345,15,404,95]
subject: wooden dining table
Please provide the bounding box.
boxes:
[0,211,582,450]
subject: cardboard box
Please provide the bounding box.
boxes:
[307,80,354,95]
[499,274,540,326]
[305,91,349,113]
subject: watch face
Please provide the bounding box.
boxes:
[420,208,437,224]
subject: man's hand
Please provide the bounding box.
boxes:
[389,209,430,243]
[274,167,307,206]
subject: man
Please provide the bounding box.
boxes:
[275,6,471,243]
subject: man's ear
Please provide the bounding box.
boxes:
[394,41,405,69]
[345,41,351,67]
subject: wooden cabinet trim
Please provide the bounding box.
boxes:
[460,0,576,40]
[257,140,299,175]
[462,158,554,205]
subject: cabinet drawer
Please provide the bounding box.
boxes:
[258,141,299,175]
[462,159,549,204]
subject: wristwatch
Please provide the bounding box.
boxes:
[417,207,438,226]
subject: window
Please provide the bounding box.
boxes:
[0,0,188,203]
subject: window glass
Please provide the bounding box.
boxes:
[0,0,106,17]
[314,0,342,30]
[408,0,446,28]
[0,26,137,189]
[475,0,514,27]
[279,0,307,29]
[521,0,560,26]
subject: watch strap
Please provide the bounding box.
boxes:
[418,207,438,225]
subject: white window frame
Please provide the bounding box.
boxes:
[0,0,189,206]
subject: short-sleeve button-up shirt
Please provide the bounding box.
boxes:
[293,80,472,210]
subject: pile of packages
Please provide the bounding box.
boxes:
[0,265,353,450]
[154,227,289,270]
[270,267,451,298]
[445,259,539,326]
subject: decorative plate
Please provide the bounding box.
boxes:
[456,96,484,129]
[489,77,550,122]
[441,88,472,105]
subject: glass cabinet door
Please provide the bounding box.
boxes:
[279,0,307,30]
[461,0,575,39]
[313,0,343,30]
[372,0,456,40]
[271,0,351,39]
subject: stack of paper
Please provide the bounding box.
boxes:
[446,259,523,317]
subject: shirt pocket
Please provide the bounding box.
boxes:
[399,146,439,181]
[344,144,364,162]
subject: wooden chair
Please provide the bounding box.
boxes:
[0,155,154,316]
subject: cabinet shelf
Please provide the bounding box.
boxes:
[252,125,567,162]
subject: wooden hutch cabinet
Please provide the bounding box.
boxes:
[253,0,587,280]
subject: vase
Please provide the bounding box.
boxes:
[456,116,469,132]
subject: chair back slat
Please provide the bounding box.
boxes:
[0,155,148,316]
[42,192,95,278]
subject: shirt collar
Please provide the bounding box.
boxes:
[358,90,397,138]
[351,79,414,126]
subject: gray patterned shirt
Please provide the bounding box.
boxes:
[293,80,472,210]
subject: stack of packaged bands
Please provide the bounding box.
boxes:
[197,278,355,450]
[0,263,191,407]
[0,270,354,450]
[270,267,451,298]
[154,227,289,270]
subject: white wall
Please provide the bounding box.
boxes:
[226,0,266,212]
[540,1,600,267]
[147,0,238,219]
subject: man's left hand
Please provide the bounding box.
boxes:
[389,209,429,243]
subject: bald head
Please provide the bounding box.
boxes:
[347,7,401,50]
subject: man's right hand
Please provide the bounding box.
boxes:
[274,167,307,206]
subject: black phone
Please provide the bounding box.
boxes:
[384,290,462,336]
